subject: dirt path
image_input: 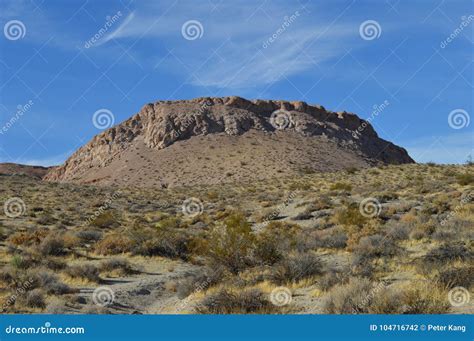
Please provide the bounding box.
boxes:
[78,258,200,314]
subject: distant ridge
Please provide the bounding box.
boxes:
[0,163,51,179]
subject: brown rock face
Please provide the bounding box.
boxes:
[44,97,414,187]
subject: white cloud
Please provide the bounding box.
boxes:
[98,1,357,89]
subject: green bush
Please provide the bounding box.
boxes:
[203,213,255,274]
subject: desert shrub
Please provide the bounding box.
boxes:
[37,213,57,225]
[156,216,182,230]
[131,233,189,259]
[253,222,299,265]
[333,204,367,227]
[271,252,322,284]
[90,211,118,228]
[8,230,48,247]
[37,235,68,256]
[367,288,403,314]
[344,219,381,251]
[345,167,358,174]
[197,288,272,314]
[311,196,332,210]
[352,234,399,260]
[22,289,46,309]
[293,211,313,220]
[433,218,473,241]
[323,278,374,314]
[0,265,19,285]
[456,173,474,185]
[384,222,410,241]
[399,282,450,314]
[318,269,349,291]
[46,281,72,295]
[45,298,68,314]
[330,182,352,192]
[41,257,66,270]
[30,270,72,295]
[423,242,472,267]
[65,264,100,282]
[177,267,225,298]
[100,258,135,275]
[10,255,34,269]
[200,213,256,273]
[323,276,434,314]
[94,234,132,255]
[409,221,436,240]
[310,229,348,250]
[375,191,399,202]
[437,266,473,289]
[76,229,103,242]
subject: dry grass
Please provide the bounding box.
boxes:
[0,163,472,314]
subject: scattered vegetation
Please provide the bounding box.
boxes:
[1,163,472,314]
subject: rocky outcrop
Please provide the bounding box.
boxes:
[44,96,414,185]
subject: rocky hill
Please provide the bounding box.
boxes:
[44,97,414,187]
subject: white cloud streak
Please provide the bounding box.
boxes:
[97,2,357,89]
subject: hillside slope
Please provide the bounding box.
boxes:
[44,97,413,187]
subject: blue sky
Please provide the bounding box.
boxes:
[0,0,472,166]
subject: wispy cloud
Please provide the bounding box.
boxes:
[97,2,357,89]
